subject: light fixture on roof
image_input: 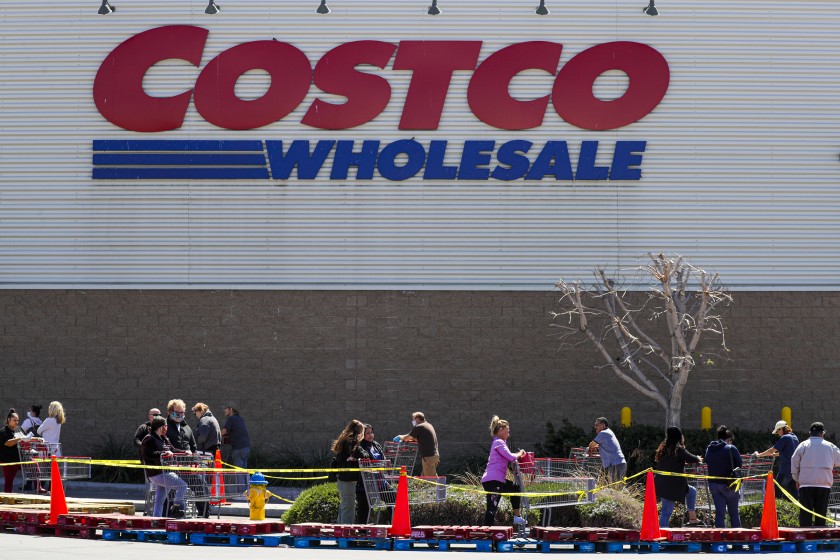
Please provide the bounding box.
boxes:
[97,0,115,14]
[535,0,549,15]
[205,0,221,14]
[427,0,441,15]
[317,0,330,13]
[643,0,658,16]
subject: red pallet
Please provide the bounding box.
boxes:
[107,515,169,530]
[778,527,808,541]
[409,525,512,541]
[165,519,213,533]
[290,522,334,537]
[202,520,285,535]
[56,514,117,528]
[661,528,691,542]
[334,524,390,539]
[19,524,99,539]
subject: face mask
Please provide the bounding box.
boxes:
[411,420,417,427]
[170,412,184,422]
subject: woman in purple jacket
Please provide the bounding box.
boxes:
[481,415,527,526]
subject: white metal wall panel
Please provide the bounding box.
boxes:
[0,1,839,289]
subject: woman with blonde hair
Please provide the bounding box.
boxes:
[38,401,65,453]
[481,415,527,526]
[331,419,365,524]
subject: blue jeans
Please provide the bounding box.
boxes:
[710,483,741,528]
[149,472,187,517]
[336,480,357,524]
[231,447,250,469]
[659,485,697,527]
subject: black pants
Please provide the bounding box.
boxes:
[774,472,798,501]
[482,480,522,526]
[799,486,830,527]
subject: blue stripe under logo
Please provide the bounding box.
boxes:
[92,140,270,180]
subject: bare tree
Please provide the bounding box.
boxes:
[553,253,732,428]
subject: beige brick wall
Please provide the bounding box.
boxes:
[1,290,837,461]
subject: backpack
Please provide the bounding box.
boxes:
[22,418,40,436]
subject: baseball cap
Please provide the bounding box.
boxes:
[223,401,237,410]
[772,420,787,434]
[809,422,825,435]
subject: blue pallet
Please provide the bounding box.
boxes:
[294,536,392,550]
[797,540,840,552]
[101,529,187,544]
[393,538,494,552]
[189,533,282,547]
[610,541,702,553]
[495,538,595,553]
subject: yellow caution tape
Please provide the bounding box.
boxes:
[774,478,838,525]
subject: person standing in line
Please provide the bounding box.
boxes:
[134,407,162,450]
[141,416,188,518]
[481,415,527,527]
[704,425,742,528]
[754,420,799,500]
[221,402,251,469]
[192,402,222,518]
[20,405,43,437]
[1,409,43,493]
[588,417,627,482]
[654,426,703,527]
[165,399,196,454]
[396,411,440,476]
[332,419,364,524]
[791,422,840,527]
[192,403,222,455]
[354,423,385,524]
[38,401,65,454]
[20,405,43,491]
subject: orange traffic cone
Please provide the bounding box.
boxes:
[640,470,661,541]
[210,448,226,505]
[390,465,411,537]
[760,472,779,540]
[48,456,68,525]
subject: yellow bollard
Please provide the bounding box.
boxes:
[701,407,712,430]
[781,406,792,427]
[246,472,269,521]
[620,407,632,428]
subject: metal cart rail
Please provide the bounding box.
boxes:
[383,441,418,474]
[18,441,90,493]
[514,455,596,530]
[359,458,446,523]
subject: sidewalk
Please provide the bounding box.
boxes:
[61,480,300,518]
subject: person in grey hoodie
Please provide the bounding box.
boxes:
[791,422,840,527]
[191,402,221,455]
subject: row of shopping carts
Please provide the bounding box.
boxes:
[17,440,91,493]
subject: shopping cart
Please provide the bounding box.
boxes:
[568,447,604,477]
[738,453,774,507]
[358,458,446,523]
[18,441,91,493]
[384,441,418,474]
[512,455,595,533]
[146,452,247,518]
[827,468,840,521]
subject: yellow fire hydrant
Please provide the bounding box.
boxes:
[246,472,269,521]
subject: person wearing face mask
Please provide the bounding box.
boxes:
[141,415,188,518]
[19,405,43,491]
[2,409,43,493]
[395,412,439,476]
[165,399,197,454]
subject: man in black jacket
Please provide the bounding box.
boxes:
[133,407,161,450]
[166,399,197,453]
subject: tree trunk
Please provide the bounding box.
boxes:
[666,389,683,428]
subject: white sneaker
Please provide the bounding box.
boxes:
[513,516,526,525]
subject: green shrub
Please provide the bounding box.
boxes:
[89,433,144,484]
[281,483,340,524]
[578,487,645,529]
[739,498,800,528]
[411,485,540,526]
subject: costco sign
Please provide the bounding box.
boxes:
[92,26,670,181]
